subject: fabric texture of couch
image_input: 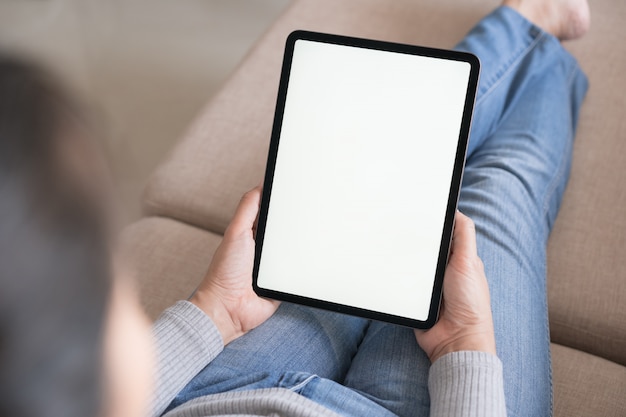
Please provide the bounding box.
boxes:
[121,0,626,415]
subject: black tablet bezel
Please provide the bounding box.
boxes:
[252,30,480,329]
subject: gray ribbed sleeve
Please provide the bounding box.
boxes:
[428,351,507,417]
[149,302,507,417]
[150,301,224,417]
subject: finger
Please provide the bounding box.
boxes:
[452,211,478,259]
[227,186,262,236]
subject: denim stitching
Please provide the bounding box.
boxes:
[538,40,583,417]
[288,374,318,393]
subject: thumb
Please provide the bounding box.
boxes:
[226,186,262,237]
[450,211,478,261]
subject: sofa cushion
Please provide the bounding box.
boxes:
[552,343,626,417]
[546,0,626,367]
[120,217,222,320]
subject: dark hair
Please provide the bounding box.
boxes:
[0,55,110,417]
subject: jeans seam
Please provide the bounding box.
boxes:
[541,56,581,417]
[543,259,554,417]
[288,374,318,393]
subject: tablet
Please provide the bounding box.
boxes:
[253,30,480,329]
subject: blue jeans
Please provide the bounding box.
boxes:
[166,6,588,417]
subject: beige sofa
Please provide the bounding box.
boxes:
[122,0,626,415]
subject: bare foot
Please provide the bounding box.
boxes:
[503,0,590,40]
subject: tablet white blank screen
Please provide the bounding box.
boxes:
[257,40,471,321]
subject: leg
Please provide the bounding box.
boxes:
[458,0,588,158]
[165,303,369,412]
[457,6,564,157]
[343,322,431,417]
[342,6,588,417]
[459,27,588,417]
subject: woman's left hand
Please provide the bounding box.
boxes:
[190,186,280,345]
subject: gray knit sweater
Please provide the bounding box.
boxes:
[151,301,506,417]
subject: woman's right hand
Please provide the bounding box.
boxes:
[414,211,496,363]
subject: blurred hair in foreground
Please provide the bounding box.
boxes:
[0,54,110,417]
